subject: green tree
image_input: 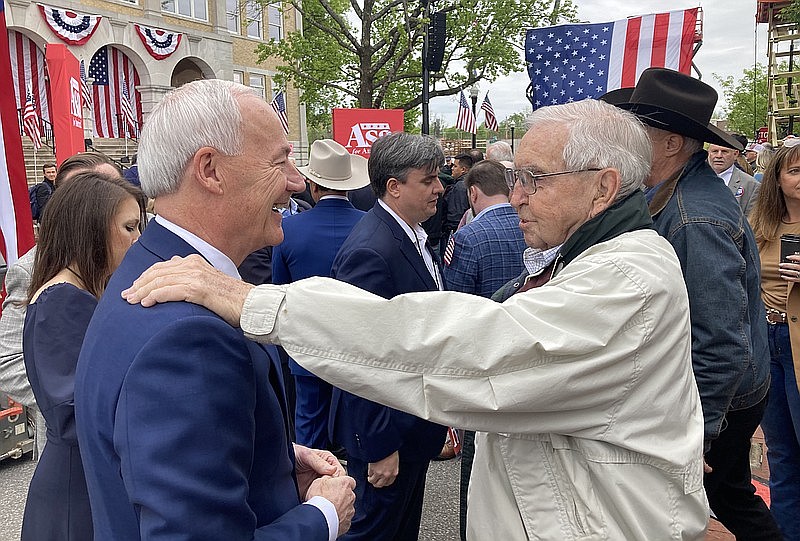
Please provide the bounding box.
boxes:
[259,0,575,130]
[714,64,768,139]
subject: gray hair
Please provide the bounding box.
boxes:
[368,132,445,198]
[486,141,514,162]
[526,99,652,201]
[138,79,258,197]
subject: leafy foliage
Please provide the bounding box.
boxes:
[258,0,575,131]
[714,64,768,139]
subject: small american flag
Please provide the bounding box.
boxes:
[79,60,92,109]
[456,90,476,134]
[271,91,289,135]
[480,93,498,132]
[120,78,137,137]
[22,88,42,150]
[443,234,455,266]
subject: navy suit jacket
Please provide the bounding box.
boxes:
[330,202,447,463]
[75,221,328,541]
[272,197,365,284]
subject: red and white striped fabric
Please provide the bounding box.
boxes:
[22,91,42,150]
[456,90,476,134]
[8,30,51,127]
[526,8,698,108]
[89,46,142,138]
[0,2,35,271]
[606,8,698,89]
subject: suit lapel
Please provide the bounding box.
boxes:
[373,203,438,291]
[728,169,743,196]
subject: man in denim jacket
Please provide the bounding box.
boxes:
[608,68,780,539]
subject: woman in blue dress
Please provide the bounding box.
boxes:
[21,170,145,540]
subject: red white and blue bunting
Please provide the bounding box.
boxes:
[135,24,182,60]
[38,3,102,45]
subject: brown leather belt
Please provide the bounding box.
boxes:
[766,309,787,325]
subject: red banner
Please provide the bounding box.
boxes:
[45,44,84,165]
[332,108,404,157]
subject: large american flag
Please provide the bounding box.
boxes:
[526,8,698,109]
[22,89,42,150]
[0,1,35,273]
[271,91,289,135]
[8,30,51,127]
[481,93,498,132]
[456,90,476,134]
[88,46,142,138]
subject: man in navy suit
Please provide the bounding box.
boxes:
[272,139,369,450]
[330,132,448,540]
[74,80,355,540]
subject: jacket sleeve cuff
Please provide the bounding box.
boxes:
[241,285,287,339]
[303,496,339,541]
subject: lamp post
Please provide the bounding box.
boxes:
[510,124,516,153]
[469,85,479,148]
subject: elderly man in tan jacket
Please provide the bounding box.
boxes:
[122,99,709,540]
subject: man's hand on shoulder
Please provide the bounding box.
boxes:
[307,475,356,537]
[122,254,252,327]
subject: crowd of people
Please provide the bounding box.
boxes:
[0,67,798,541]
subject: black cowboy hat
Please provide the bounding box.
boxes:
[601,68,742,151]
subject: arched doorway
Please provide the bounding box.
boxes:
[170,57,213,88]
[8,30,51,126]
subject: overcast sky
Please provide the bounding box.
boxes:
[427,1,767,127]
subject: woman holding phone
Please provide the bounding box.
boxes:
[749,144,800,541]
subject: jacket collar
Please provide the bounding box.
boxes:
[137,219,205,263]
[554,190,653,276]
[372,201,439,290]
[648,150,709,217]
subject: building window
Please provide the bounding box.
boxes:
[233,70,244,85]
[246,0,263,39]
[250,74,266,100]
[267,3,282,41]
[163,0,208,20]
[226,0,240,33]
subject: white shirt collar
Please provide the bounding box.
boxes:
[473,202,511,222]
[717,164,735,186]
[319,195,349,202]
[378,199,428,245]
[154,215,241,279]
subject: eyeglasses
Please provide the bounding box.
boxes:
[503,167,602,194]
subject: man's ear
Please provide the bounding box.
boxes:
[190,147,224,195]
[468,185,479,204]
[590,168,621,217]
[385,177,401,199]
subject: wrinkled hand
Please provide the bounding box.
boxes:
[121,254,252,327]
[294,443,346,498]
[367,450,399,488]
[780,254,800,283]
[307,475,356,537]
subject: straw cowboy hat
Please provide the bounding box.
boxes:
[601,68,742,151]
[297,139,370,191]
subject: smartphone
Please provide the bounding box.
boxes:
[780,234,800,263]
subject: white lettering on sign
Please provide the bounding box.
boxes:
[346,122,393,148]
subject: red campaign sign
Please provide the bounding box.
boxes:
[45,44,85,165]
[756,127,768,144]
[332,108,404,157]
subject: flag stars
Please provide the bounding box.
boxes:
[590,48,596,54]
[583,28,590,34]
[597,69,604,76]
[602,26,609,32]
[536,54,543,60]
[596,86,604,92]
[591,34,598,39]
[548,33,554,38]
[599,54,606,60]
[577,88,584,94]
[546,46,553,52]
[601,39,607,45]
[568,81,575,86]
[544,60,551,66]
[578,71,585,77]
[588,63,595,69]
[556,38,562,44]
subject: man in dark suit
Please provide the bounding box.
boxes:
[74,80,355,540]
[272,139,369,450]
[330,132,448,540]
